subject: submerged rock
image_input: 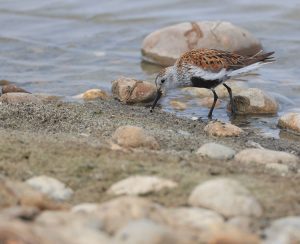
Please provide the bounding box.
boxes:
[197,97,221,108]
[169,100,187,110]
[232,88,278,115]
[235,148,299,168]
[0,93,42,104]
[26,175,74,201]
[204,121,243,137]
[188,178,263,218]
[112,125,160,149]
[142,21,262,66]
[112,77,156,104]
[107,175,177,196]
[196,142,235,160]
[278,112,300,134]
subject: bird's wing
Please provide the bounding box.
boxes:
[177,49,275,79]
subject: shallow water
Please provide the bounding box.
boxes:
[0,0,299,139]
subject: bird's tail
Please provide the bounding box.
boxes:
[228,51,275,77]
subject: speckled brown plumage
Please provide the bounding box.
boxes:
[176,48,274,73]
[152,48,275,118]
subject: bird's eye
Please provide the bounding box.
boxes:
[161,79,166,84]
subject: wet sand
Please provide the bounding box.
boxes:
[0,99,299,224]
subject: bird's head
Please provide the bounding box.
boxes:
[150,67,174,112]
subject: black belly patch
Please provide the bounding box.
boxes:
[191,77,221,89]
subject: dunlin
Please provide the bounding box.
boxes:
[150,48,274,118]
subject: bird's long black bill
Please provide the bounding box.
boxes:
[150,89,162,113]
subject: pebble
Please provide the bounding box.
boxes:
[35,210,103,230]
[2,179,65,210]
[265,163,290,174]
[264,216,300,244]
[0,93,42,104]
[169,100,187,110]
[235,148,299,168]
[112,77,156,104]
[2,84,30,94]
[163,207,224,232]
[204,121,243,137]
[107,175,177,196]
[232,88,278,115]
[142,21,262,66]
[113,219,180,244]
[227,216,253,233]
[188,178,263,218]
[278,112,300,134]
[112,125,160,149]
[26,175,74,201]
[74,196,165,234]
[196,142,236,160]
[75,88,109,101]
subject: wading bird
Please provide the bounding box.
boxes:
[150,48,274,118]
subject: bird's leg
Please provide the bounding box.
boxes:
[208,89,218,119]
[223,83,236,115]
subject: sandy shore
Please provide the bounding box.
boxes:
[0,99,299,222]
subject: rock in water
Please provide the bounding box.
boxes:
[142,21,262,66]
[112,77,156,104]
[188,178,263,218]
[169,100,187,110]
[107,175,177,196]
[112,125,160,149]
[278,112,300,134]
[232,88,278,115]
[26,175,74,201]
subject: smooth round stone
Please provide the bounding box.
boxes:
[111,77,156,104]
[163,207,224,231]
[196,142,236,160]
[113,219,180,244]
[76,196,166,234]
[26,175,74,201]
[112,125,160,150]
[188,178,263,218]
[204,121,243,137]
[235,148,299,168]
[0,93,42,104]
[107,175,177,196]
[169,100,187,110]
[264,216,300,244]
[75,88,109,101]
[142,21,262,66]
[232,88,278,115]
[278,112,300,134]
